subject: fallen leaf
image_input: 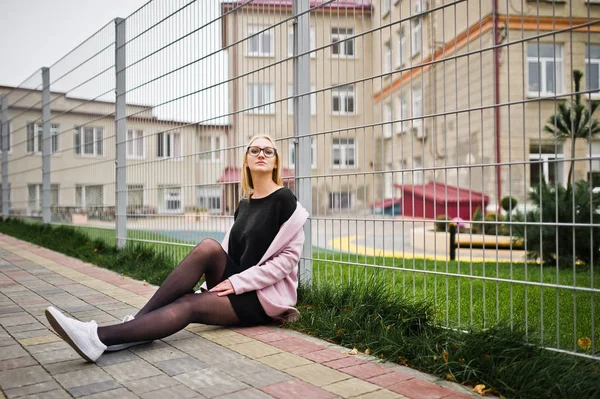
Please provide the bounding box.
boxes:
[578,337,592,351]
[336,329,344,336]
[442,350,448,363]
[350,347,359,355]
[473,384,487,396]
[364,348,371,355]
[446,373,456,382]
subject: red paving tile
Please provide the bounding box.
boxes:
[339,363,394,380]
[442,394,478,399]
[232,326,277,336]
[5,271,31,278]
[270,337,325,354]
[367,371,414,387]
[0,281,17,286]
[323,355,368,369]
[387,378,455,399]
[253,332,290,343]
[302,348,349,363]
[261,379,338,399]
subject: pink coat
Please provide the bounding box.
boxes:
[201,201,309,321]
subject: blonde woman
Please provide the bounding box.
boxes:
[45,135,309,362]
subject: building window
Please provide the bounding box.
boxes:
[397,28,405,68]
[413,157,424,185]
[382,0,391,16]
[384,40,392,74]
[527,43,563,96]
[248,83,275,114]
[288,137,316,168]
[160,186,182,213]
[74,127,103,156]
[247,25,273,57]
[1,122,11,153]
[331,28,354,57]
[127,184,144,210]
[28,123,59,153]
[383,102,393,138]
[332,137,356,168]
[199,135,223,162]
[332,85,355,115]
[157,132,182,159]
[411,16,422,57]
[412,87,423,124]
[287,26,316,58]
[329,192,352,209]
[529,143,564,187]
[589,142,600,192]
[127,130,144,159]
[76,185,103,209]
[197,185,221,214]
[27,184,58,215]
[396,94,408,134]
[585,44,600,96]
[287,85,316,116]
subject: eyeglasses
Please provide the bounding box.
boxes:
[247,146,277,158]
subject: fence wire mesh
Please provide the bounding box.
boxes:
[1,0,599,359]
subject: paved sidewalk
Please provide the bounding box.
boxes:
[0,234,481,399]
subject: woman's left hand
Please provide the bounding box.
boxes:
[209,279,235,297]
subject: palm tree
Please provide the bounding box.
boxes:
[543,69,600,187]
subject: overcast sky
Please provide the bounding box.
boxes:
[0,0,228,123]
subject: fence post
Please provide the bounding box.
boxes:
[42,67,51,224]
[115,17,127,249]
[449,224,456,261]
[1,95,8,221]
[293,0,312,285]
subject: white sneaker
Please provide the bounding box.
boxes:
[104,314,152,352]
[45,306,106,362]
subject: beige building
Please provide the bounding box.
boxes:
[372,0,600,214]
[220,0,376,215]
[0,86,228,220]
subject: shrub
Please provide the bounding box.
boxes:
[471,207,483,234]
[512,179,600,266]
[483,212,506,235]
[501,196,518,213]
[435,215,448,232]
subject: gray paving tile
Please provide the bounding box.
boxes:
[68,380,123,398]
[133,346,188,363]
[0,355,38,371]
[11,328,54,340]
[215,358,272,378]
[18,389,72,399]
[5,322,46,333]
[155,356,209,376]
[0,337,16,347]
[26,340,70,354]
[0,365,52,390]
[0,306,21,315]
[169,339,243,365]
[4,380,62,398]
[102,359,163,383]
[0,344,29,361]
[79,387,139,399]
[161,330,197,342]
[0,314,36,327]
[45,360,97,376]
[95,349,140,366]
[216,388,274,399]
[54,367,114,389]
[174,368,249,399]
[31,348,83,365]
[237,369,293,389]
[123,374,180,395]
[140,383,202,399]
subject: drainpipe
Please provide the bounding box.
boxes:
[492,0,502,211]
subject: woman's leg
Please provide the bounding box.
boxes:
[97,292,240,346]
[135,238,228,318]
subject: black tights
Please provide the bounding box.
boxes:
[97,239,241,346]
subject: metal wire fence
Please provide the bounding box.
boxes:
[1,0,599,359]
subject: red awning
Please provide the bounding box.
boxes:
[394,182,488,203]
[217,167,295,183]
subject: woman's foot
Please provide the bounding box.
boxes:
[104,315,152,352]
[45,306,106,362]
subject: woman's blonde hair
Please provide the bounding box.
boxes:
[240,134,282,198]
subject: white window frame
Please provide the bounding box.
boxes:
[160,186,182,214]
[75,184,104,209]
[411,16,422,57]
[28,123,59,154]
[126,130,145,159]
[397,28,405,68]
[589,141,600,192]
[331,27,355,58]
[247,83,275,115]
[288,137,317,169]
[529,144,565,187]
[412,87,423,126]
[288,26,316,58]
[332,137,356,169]
[383,102,393,138]
[396,94,408,134]
[197,185,222,214]
[1,122,12,154]
[199,135,223,162]
[527,43,563,97]
[332,85,356,115]
[329,191,353,210]
[288,85,317,116]
[585,44,600,99]
[247,25,273,57]
[27,183,59,215]
[74,126,103,157]
[384,40,392,75]
[157,131,182,159]
[382,0,391,17]
[127,184,144,209]
[413,157,424,185]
